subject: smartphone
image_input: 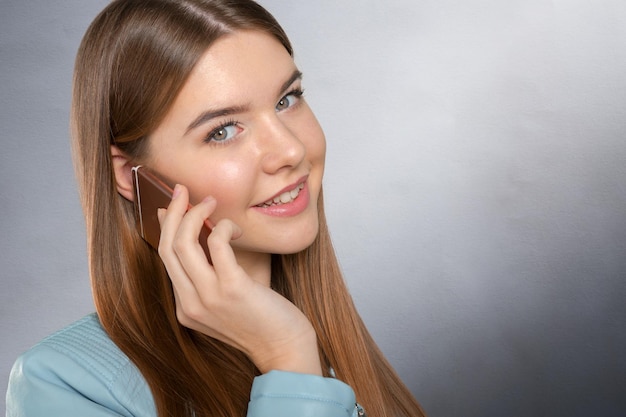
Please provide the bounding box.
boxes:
[131,165,212,263]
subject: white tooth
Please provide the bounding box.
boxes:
[279,191,291,203]
[260,184,303,207]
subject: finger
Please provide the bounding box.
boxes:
[206,219,246,281]
[173,196,217,253]
[157,185,207,300]
[156,184,188,272]
[171,196,218,279]
[157,184,189,256]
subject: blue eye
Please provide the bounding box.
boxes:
[205,122,239,143]
[276,89,304,111]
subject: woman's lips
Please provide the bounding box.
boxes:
[256,182,305,207]
[253,180,310,217]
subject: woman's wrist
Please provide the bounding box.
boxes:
[252,326,323,376]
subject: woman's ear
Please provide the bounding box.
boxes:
[111,145,135,201]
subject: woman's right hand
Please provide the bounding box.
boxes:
[157,184,323,376]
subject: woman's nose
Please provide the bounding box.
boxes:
[259,114,306,174]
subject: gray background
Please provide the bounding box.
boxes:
[2,1,625,416]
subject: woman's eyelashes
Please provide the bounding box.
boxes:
[202,88,305,144]
[204,119,241,144]
[276,88,304,111]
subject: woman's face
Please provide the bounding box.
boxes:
[145,30,326,260]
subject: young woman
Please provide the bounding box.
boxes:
[7,1,427,416]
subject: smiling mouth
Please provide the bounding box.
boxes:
[257,183,305,207]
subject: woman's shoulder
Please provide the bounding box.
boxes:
[23,313,127,373]
[7,313,156,417]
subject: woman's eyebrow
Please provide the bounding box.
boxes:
[279,69,303,94]
[185,105,249,135]
[185,69,303,136]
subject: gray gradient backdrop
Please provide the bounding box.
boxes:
[1,1,625,416]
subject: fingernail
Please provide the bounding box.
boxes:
[172,184,181,199]
[157,208,165,224]
[202,196,215,205]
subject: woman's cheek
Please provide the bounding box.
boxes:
[196,160,253,214]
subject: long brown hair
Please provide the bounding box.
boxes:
[71,0,426,416]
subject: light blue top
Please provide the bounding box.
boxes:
[6,314,359,417]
